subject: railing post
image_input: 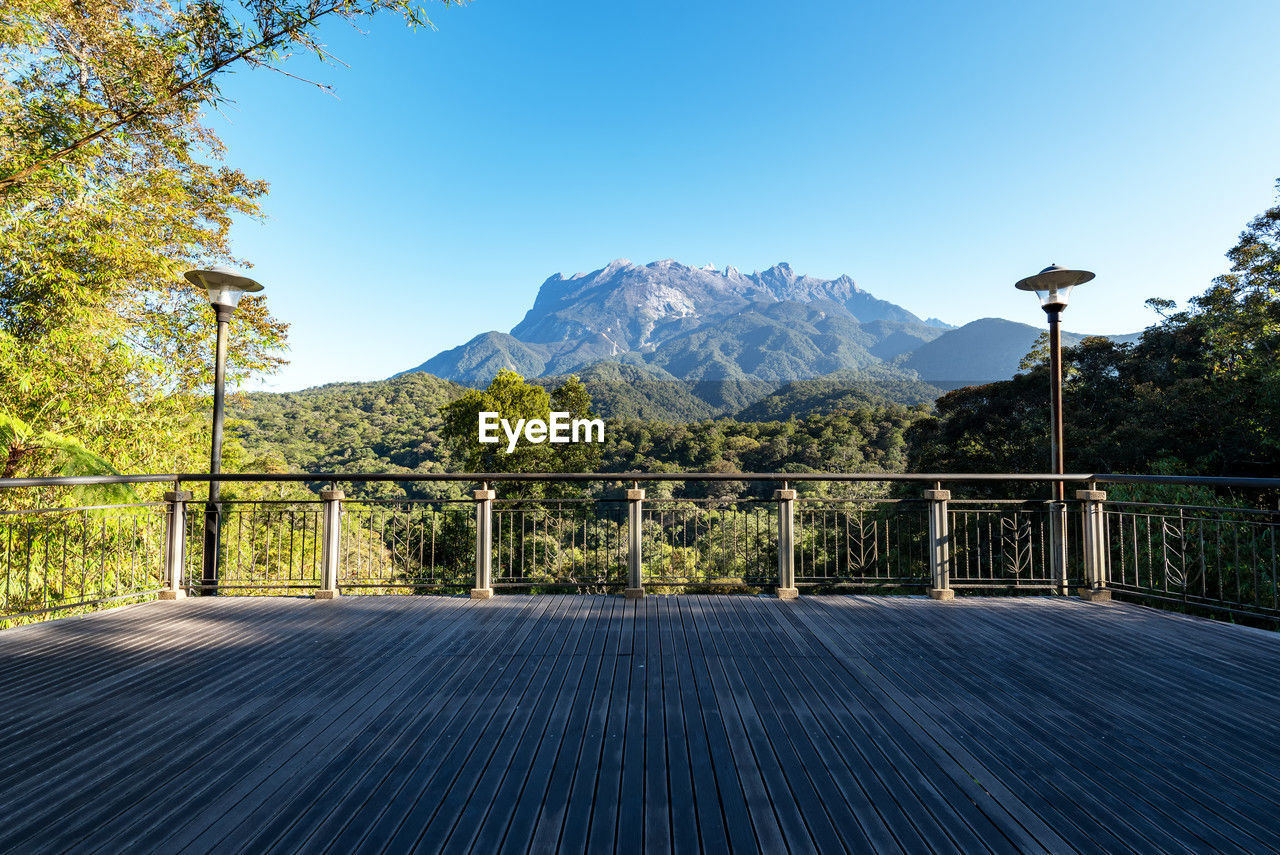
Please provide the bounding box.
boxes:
[471,487,496,599]
[775,488,798,599]
[1076,489,1111,602]
[625,487,645,599]
[924,488,954,600]
[316,489,343,599]
[1051,500,1070,596]
[160,490,192,600]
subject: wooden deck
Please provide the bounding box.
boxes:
[2,595,1279,854]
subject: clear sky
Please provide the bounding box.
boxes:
[209,0,1280,392]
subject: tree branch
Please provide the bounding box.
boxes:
[0,5,342,194]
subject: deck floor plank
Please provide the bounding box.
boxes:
[340,595,562,854]
[805,598,1201,854]
[465,597,599,854]
[522,596,617,853]
[2,594,1280,854]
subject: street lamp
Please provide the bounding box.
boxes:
[184,266,264,594]
[1014,264,1095,501]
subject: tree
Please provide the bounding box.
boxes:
[0,0,449,194]
[440,371,603,485]
[0,0,450,481]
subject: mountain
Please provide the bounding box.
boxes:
[415,332,550,384]
[508,259,924,351]
[398,259,947,389]
[398,258,1136,397]
[898,318,1092,388]
[530,363,724,422]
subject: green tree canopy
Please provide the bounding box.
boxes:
[441,370,604,480]
[0,0,450,480]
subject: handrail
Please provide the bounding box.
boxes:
[3,471,1278,489]
[3,471,1277,627]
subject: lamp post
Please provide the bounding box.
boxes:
[184,266,264,594]
[1014,264,1095,502]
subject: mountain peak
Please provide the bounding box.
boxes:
[481,258,935,385]
[832,273,860,292]
[760,262,796,281]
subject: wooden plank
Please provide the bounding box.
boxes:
[668,596,733,853]
[737,596,911,855]
[3,594,1280,854]
[105,597,484,854]
[780,598,1066,854]
[679,596,782,853]
[497,596,613,853]
[182,596,539,854]
[707,595,845,854]
[610,596,648,854]
[813,597,1197,854]
[525,596,620,852]
[639,594,669,855]
[567,592,634,853]
[464,596,601,853]
[878,598,1280,851]
[752,599,966,855]
[223,597,541,852]
[408,597,581,852]
[655,595,700,855]
[313,595,563,853]
[0,597,448,852]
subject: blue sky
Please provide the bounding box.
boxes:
[210,0,1280,391]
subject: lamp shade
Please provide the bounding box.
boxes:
[184,266,264,311]
[1014,265,1094,311]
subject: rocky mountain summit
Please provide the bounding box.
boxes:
[507,259,930,353]
[399,259,1120,394]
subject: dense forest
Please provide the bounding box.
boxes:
[231,371,927,500]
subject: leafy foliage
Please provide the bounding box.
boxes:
[0,0,451,486]
[440,371,602,496]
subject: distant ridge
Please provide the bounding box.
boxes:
[398,259,1135,393]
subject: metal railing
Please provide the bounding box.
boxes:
[949,500,1083,590]
[795,499,926,589]
[492,499,624,592]
[184,499,324,594]
[1106,501,1280,619]
[0,502,167,620]
[2,471,1277,626]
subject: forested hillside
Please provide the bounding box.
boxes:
[231,370,929,499]
[733,369,941,420]
[604,409,925,499]
[232,372,466,477]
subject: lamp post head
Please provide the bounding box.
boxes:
[1015,264,1094,313]
[184,266,264,318]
